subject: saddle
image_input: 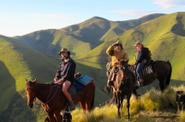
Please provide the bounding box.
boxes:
[143,60,154,75]
[50,74,93,100]
[69,75,93,95]
[141,61,156,84]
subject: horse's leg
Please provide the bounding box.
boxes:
[117,100,121,118]
[86,88,95,112]
[86,100,92,112]
[108,92,116,104]
[54,111,62,122]
[80,101,87,112]
[127,95,131,119]
[158,77,165,91]
[133,89,139,99]
[81,82,95,112]
[47,111,56,122]
[116,93,122,118]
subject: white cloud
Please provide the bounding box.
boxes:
[153,0,185,9]
[111,10,152,20]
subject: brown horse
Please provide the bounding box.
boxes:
[106,60,172,118]
[25,79,95,122]
[107,64,135,119]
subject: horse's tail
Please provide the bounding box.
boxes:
[90,82,95,110]
[166,61,172,86]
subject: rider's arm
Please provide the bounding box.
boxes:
[53,65,61,83]
[106,45,114,56]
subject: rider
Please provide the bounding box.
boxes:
[106,41,129,67]
[106,41,129,87]
[134,42,151,86]
[53,48,76,110]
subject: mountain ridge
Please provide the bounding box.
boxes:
[0,12,185,121]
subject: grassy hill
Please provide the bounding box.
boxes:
[0,12,185,122]
[0,36,109,121]
[79,12,185,81]
[0,35,57,121]
[14,14,163,57]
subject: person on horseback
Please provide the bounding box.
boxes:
[106,41,129,67]
[106,41,129,87]
[134,42,151,86]
[53,48,76,110]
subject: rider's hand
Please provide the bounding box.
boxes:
[55,79,64,85]
[53,78,57,82]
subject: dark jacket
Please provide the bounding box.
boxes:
[136,47,151,65]
[54,58,76,84]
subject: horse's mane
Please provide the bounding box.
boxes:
[26,81,53,91]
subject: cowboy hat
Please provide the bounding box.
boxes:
[59,48,69,55]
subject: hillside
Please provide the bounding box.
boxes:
[0,35,57,121]
[0,36,108,121]
[0,12,185,122]
[15,14,163,57]
[79,12,185,81]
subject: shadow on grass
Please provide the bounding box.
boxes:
[0,61,36,122]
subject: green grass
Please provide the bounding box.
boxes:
[179,111,185,122]
[0,12,185,121]
[72,86,184,122]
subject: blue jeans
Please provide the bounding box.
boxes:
[136,63,144,81]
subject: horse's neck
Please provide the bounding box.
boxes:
[34,84,50,103]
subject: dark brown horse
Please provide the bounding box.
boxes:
[25,79,95,122]
[107,64,135,119]
[129,60,172,91]
[106,60,172,118]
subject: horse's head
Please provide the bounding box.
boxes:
[25,79,37,108]
[107,64,125,90]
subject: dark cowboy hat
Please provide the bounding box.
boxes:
[59,48,69,55]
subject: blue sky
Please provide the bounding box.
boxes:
[0,0,184,36]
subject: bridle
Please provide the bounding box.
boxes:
[26,84,36,103]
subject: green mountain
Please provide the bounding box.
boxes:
[0,35,57,121]
[80,12,185,81]
[15,14,163,57]
[1,12,185,121]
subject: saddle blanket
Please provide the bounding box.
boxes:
[71,75,93,93]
